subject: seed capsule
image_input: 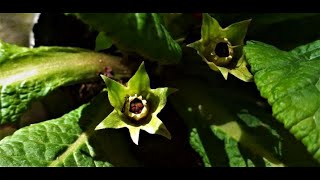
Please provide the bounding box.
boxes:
[206,38,234,66]
[125,94,148,121]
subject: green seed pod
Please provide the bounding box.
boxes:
[124,94,149,121]
[95,62,177,145]
[205,37,234,66]
[188,13,253,82]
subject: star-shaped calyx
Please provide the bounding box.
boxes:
[188,13,253,82]
[95,62,177,145]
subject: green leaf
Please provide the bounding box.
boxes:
[169,78,283,167]
[211,127,254,167]
[0,41,130,125]
[95,32,113,51]
[0,92,141,167]
[160,13,198,41]
[163,46,318,166]
[187,13,252,82]
[244,40,320,162]
[71,13,182,64]
[168,73,318,166]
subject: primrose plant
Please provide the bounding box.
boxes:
[0,13,319,167]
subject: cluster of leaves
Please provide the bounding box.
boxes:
[0,13,319,167]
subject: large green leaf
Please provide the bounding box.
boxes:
[170,77,318,166]
[71,13,182,64]
[95,32,113,51]
[0,92,141,167]
[160,13,198,41]
[244,40,320,162]
[0,41,131,125]
[169,78,284,167]
[164,48,318,166]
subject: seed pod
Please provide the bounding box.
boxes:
[124,94,149,121]
[95,62,177,145]
[188,13,253,82]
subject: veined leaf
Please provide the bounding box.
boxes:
[244,40,320,162]
[169,78,284,167]
[71,13,182,64]
[0,92,141,167]
[0,41,131,125]
[166,54,318,166]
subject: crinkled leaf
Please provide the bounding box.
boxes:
[95,32,113,51]
[164,47,318,166]
[244,40,320,162]
[169,78,283,167]
[71,13,182,64]
[0,40,130,125]
[189,128,211,167]
[169,75,318,167]
[211,127,255,167]
[188,13,252,82]
[0,92,141,167]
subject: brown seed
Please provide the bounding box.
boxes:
[137,103,143,108]
[129,98,145,114]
